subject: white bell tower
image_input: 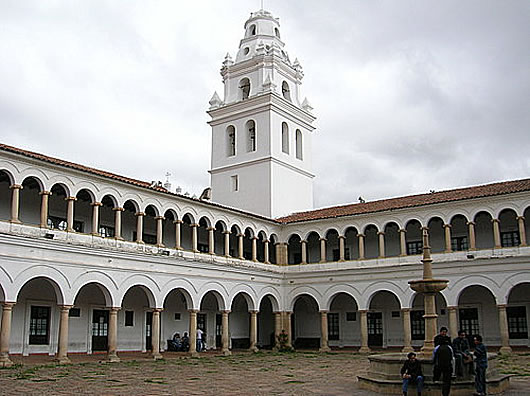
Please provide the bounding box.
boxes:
[208,9,315,218]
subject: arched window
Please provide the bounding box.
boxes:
[239,78,250,100]
[227,125,236,156]
[295,129,303,160]
[282,81,291,101]
[249,24,256,36]
[281,122,289,154]
[246,120,256,152]
[274,28,280,39]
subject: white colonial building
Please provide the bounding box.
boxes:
[0,9,528,366]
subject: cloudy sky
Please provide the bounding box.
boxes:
[1,1,529,210]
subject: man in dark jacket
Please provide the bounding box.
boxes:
[453,329,473,376]
[473,335,488,396]
[401,351,424,396]
[433,338,453,396]
[434,326,451,347]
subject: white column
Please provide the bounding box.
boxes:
[191,224,199,252]
[357,234,365,260]
[492,218,501,248]
[9,184,22,224]
[223,231,230,257]
[0,303,15,367]
[285,312,292,349]
[319,311,331,352]
[155,216,165,247]
[467,221,476,250]
[174,220,182,250]
[274,312,282,350]
[56,305,72,364]
[208,227,215,254]
[65,196,77,232]
[251,237,258,262]
[359,310,370,353]
[399,229,407,256]
[444,224,452,253]
[517,216,527,246]
[188,310,198,356]
[319,238,327,263]
[90,202,102,235]
[249,310,258,352]
[447,306,458,340]
[113,207,124,240]
[378,231,385,258]
[237,233,244,259]
[39,191,51,228]
[264,239,270,264]
[221,310,231,356]
[338,235,345,262]
[498,304,512,355]
[135,212,145,243]
[107,308,120,362]
[401,308,413,353]
[301,240,308,264]
[151,309,163,359]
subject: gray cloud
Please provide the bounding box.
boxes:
[0,1,528,210]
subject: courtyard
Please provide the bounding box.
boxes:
[0,350,529,395]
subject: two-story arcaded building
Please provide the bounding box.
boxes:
[0,9,528,366]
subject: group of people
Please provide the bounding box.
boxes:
[169,332,190,352]
[401,327,488,396]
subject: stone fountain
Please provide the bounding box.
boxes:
[358,229,510,395]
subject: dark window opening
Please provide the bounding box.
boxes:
[346,312,356,321]
[501,231,520,247]
[125,310,134,327]
[69,308,81,318]
[48,216,83,232]
[328,313,339,340]
[411,310,425,340]
[407,241,423,255]
[29,306,51,345]
[507,306,528,339]
[451,236,468,251]
[99,225,115,238]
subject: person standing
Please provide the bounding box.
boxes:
[401,351,424,396]
[453,330,474,377]
[197,327,204,352]
[433,338,453,396]
[473,335,488,396]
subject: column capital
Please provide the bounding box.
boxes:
[264,239,270,243]
[517,216,525,221]
[377,231,385,236]
[491,218,500,224]
[237,233,244,237]
[154,216,165,221]
[338,235,346,240]
[357,233,365,238]
[173,219,183,224]
[421,226,429,231]
[251,236,258,241]
[399,228,407,233]
[401,308,411,313]
[222,230,231,235]
[249,310,259,314]
[222,309,231,314]
[112,207,124,212]
[109,307,121,313]
[190,223,199,228]
[300,239,308,244]
[59,305,74,311]
[443,223,452,228]
[207,227,216,231]
[466,221,475,226]
[39,190,52,196]
[152,308,164,313]
[90,201,103,207]
[9,184,23,190]
[65,196,77,201]
[497,304,507,309]
[319,237,327,242]
[319,310,329,314]
[188,309,199,314]
[135,212,145,217]
[358,309,368,313]
[1,302,16,310]
[447,305,458,311]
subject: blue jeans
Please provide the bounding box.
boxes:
[403,375,424,394]
[475,365,487,394]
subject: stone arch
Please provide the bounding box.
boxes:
[117,274,159,307]
[258,289,281,312]
[229,288,257,311]
[161,280,196,310]
[449,275,500,306]
[71,271,117,307]
[361,281,407,309]
[14,270,67,306]
[499,272,530,304]
[287,286,322,311]
[323,285,361,311]
[0,167,15,185]
[198,282,229,311]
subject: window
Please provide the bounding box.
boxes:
[328,313,339,340]
[507,306,528,339]
[411,310,425,340]
[231,175,239,192]
[48,216,83,232]
[248,24,256,36]
[451,236,468,251]
[227,125,236,156]
[391,311,400,318]
[29,306,51,345]
[281,122,289,154]
[346,312,356,321]
[198,243,209,253]
[174,313,181,321]
[69,308,81,318]
[243,47,249,55]
[407,241,423,255]
[501,231,520,247]
[282,81,291,101]
[332,248,350,261]
[295,129,303,160]
[239,78,251,100]
[274,27,280,38]
[125,311,134,327]
[98,225,115,238]
[246,120,256,152]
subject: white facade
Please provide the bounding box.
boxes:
[0,9,529,364]
[208,9,315,218]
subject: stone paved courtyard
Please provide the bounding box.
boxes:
[0,351,529,395]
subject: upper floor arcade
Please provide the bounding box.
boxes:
[1,143,529,272]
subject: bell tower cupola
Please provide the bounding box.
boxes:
[208,9,316,218]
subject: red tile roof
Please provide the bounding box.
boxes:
[278,178,530,223]
[0,143,168,192]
